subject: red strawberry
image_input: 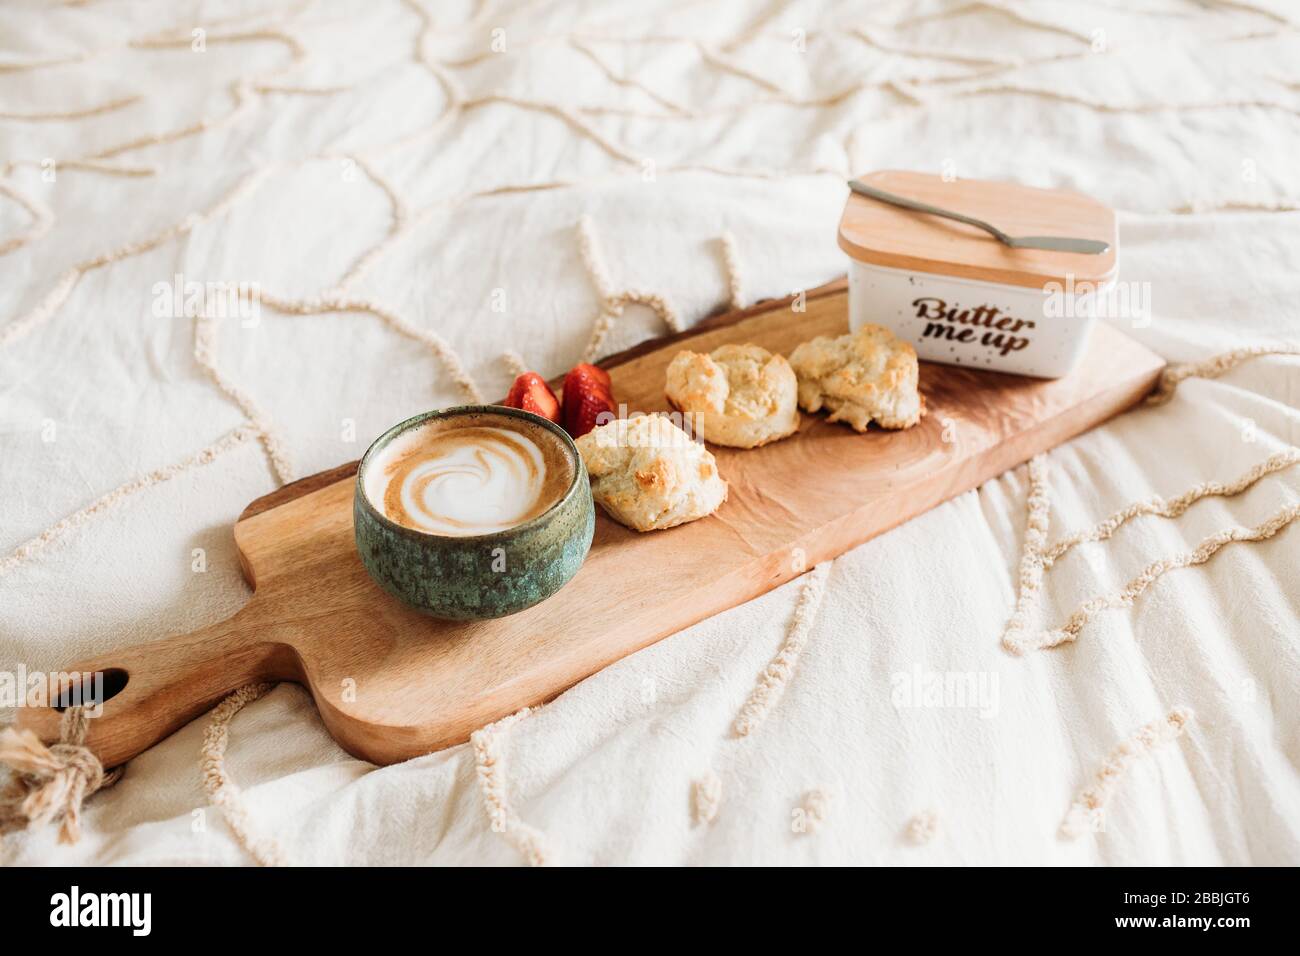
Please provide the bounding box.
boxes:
[562,362,617,438]
[503,372,560,422]
[564,387,618,439]
[566,362,612,394]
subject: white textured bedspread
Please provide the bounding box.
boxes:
[1,0,1298,865]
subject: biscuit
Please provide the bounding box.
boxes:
[664,343,800,448]
[788,324,924,431]
[575,414,727,532]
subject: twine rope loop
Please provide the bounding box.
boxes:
[0,707,122,845]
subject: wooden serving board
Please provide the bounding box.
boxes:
[20,280,1165,767]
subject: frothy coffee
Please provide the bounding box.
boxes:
[364,413,574,536]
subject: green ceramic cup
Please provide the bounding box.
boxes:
[353,405,595,620]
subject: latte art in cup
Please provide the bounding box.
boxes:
[365,415,574,536]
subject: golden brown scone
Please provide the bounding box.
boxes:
[788,324,924,431]
[664,343,800,448]
[575,414,727,532]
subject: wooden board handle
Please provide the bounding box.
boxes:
[15,611,299,769]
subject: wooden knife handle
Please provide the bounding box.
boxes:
[15,610,298,770]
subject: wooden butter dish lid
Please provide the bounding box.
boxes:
[838,170,1117,290]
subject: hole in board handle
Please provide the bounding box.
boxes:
[52,668,130,711]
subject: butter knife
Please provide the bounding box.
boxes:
[847,179,1110,255]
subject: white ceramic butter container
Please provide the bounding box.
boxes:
[839,171,1119,379]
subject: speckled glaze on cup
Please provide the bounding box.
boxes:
[354,405,594,620]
